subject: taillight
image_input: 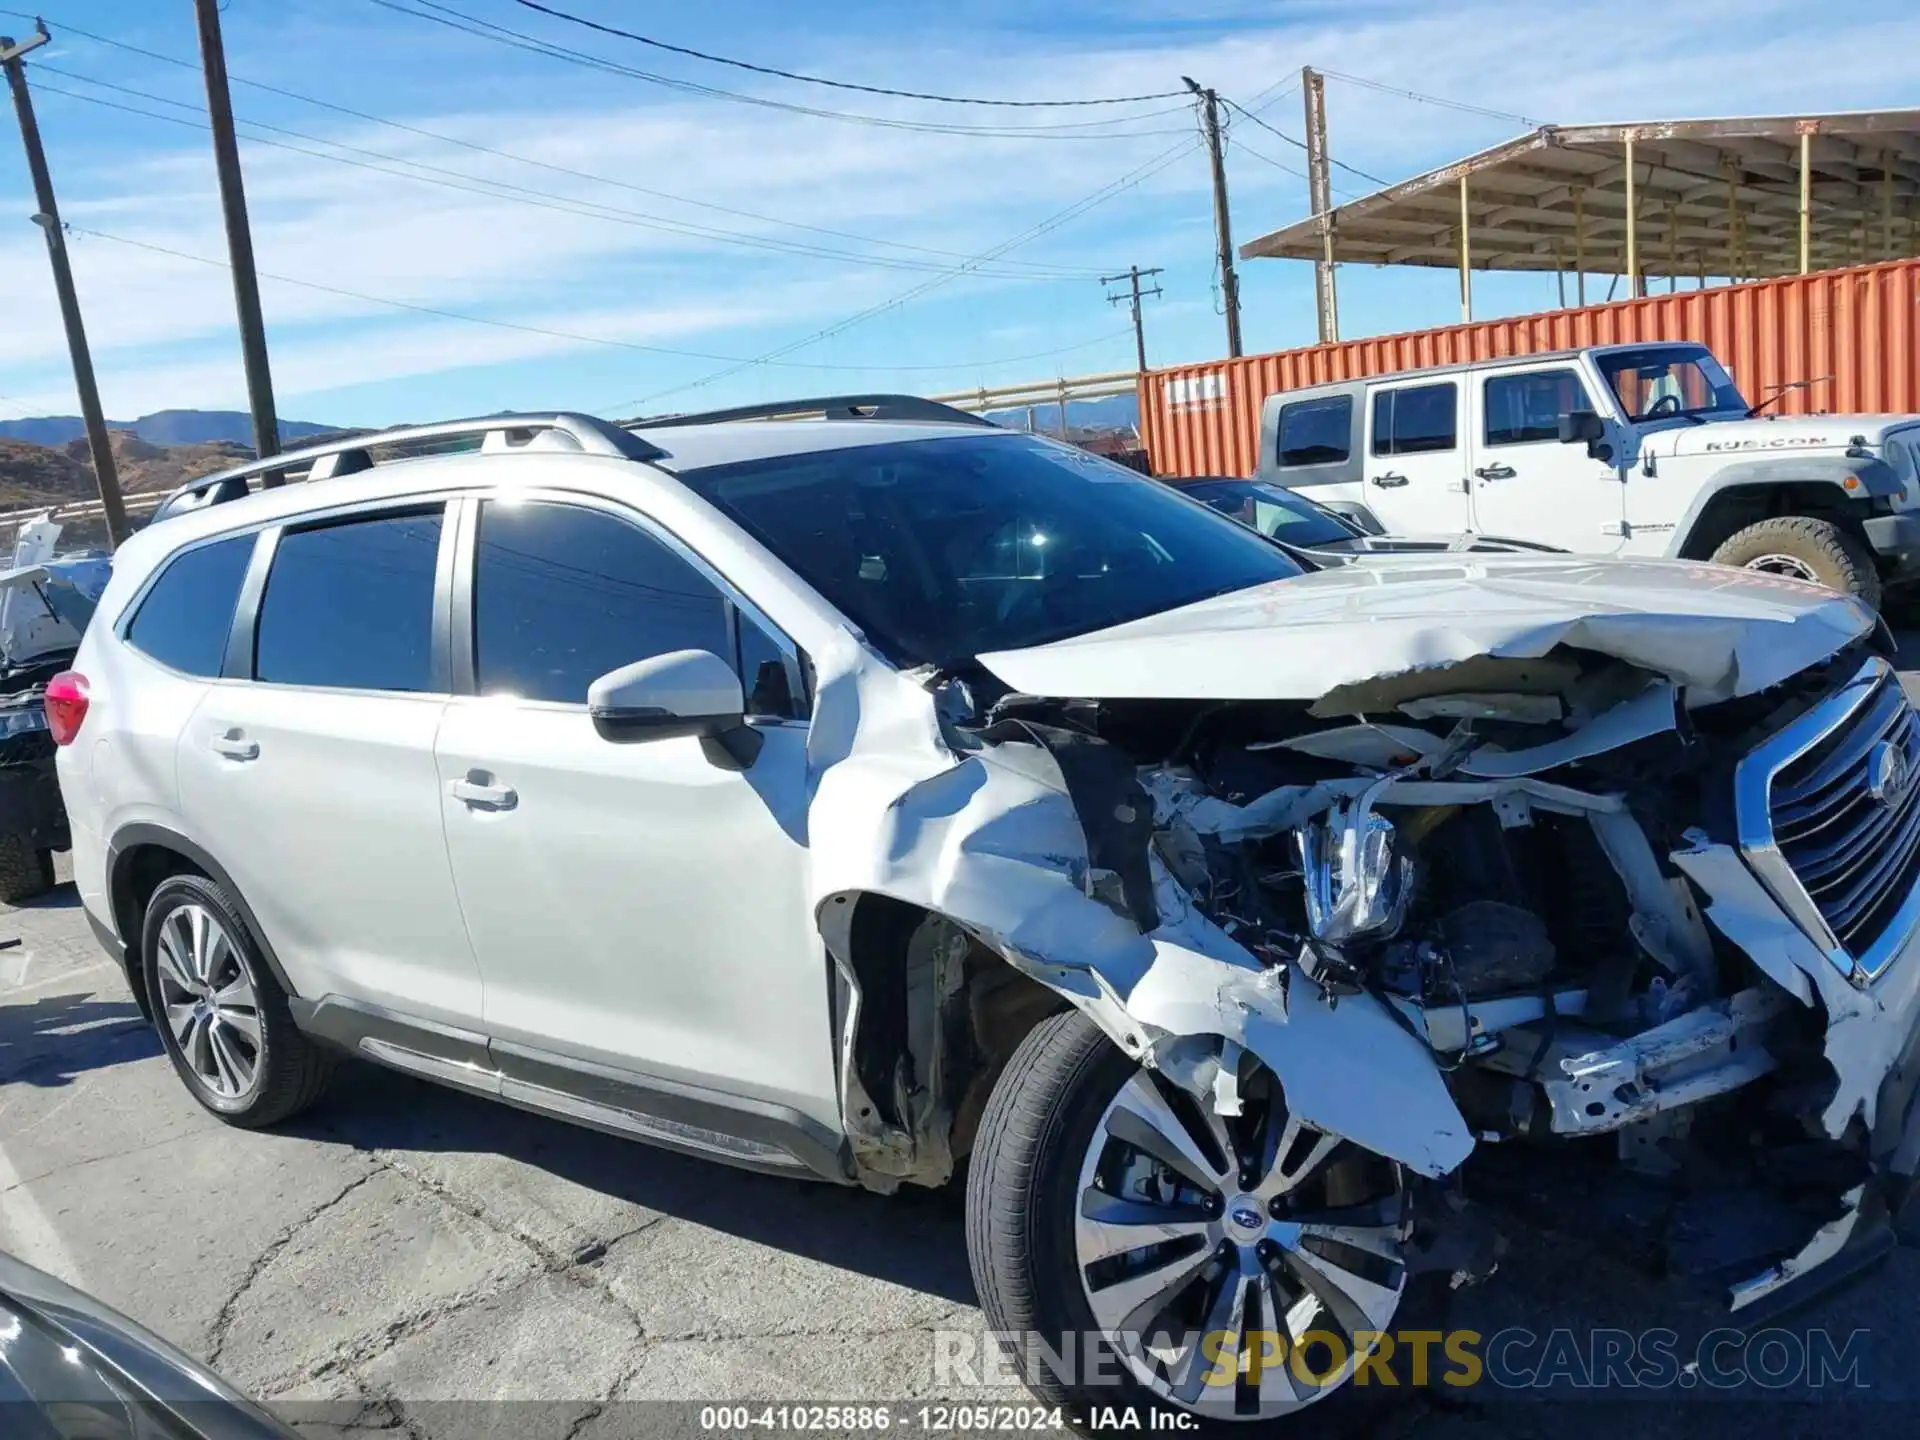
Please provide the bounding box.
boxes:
[44,671,90,746]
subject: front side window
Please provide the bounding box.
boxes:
[255,509,443,691]
[1371,383,1458,456]
[679,434,1303,670]
[473,501,731,705]
[1484,369,1591,447]
[1276,396,1352,467]
[1595,345,1747,421]
[124,533,254,677]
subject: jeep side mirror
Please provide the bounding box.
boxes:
[1557,410,1606,445]
[587,649,762,768]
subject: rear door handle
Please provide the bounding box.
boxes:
[209,729,258,762]
[449,771,517,811]
[1474,464,1517,481]
[1369,472,1409,488]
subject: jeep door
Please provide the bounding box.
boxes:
[1466,364,1626,554]
[430,493,835,1136]
[1361,380,1471,533]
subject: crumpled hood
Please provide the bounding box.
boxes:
[976,553,1873,704]
[1656,414,1920,459]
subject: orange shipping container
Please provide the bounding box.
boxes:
[1139,257,1920,479]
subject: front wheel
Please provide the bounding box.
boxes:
[1710,515,1882,609]
[967,1010,1435,1432]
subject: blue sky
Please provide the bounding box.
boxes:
[1,0,1916,428]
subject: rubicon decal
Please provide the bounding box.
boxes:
[1703,436,1832,450]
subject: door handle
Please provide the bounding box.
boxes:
[1474,464,1517,482]
[209,729,258,762]
[1369,472,1409,489]
[449,770,517,811]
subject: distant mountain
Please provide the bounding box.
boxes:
[984,392,1140,432]
[0,410,338,447]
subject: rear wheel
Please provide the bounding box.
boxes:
[968,1010,1437,1432]
[141,873,334,1125]
[0,835,55,904]
[1710,515,1882,609]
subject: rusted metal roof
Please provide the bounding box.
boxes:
[1239,109,1920,279]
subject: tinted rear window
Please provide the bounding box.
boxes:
[1370,383,1457,456]
[1276,396,1352,467]
[124,533,254,677]
[254,510,443,691]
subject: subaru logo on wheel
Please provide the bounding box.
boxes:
[1868,740,1912,810]
[1230,1204,1264,1231]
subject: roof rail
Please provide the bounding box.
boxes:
[618,393,998,431]
[150,413,664,526]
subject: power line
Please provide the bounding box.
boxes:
[31,74,1112,282]
[1316,68,1543,129]
[366,1,1193,140]
[507,0,1188,107]
[3,10,1115,274]
[59,224,1136,375]
[1228,137,1366,201]
[621,133,1204,408]
[1217,93,1389,188]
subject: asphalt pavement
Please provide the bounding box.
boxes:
[5,643,1920,1438]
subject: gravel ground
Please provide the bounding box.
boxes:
[4,641,1920,1437]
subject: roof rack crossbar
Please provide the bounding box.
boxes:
[152,412,663,522]
[619,393,997,431]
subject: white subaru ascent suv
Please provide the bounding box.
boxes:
[52,398,1920,1428]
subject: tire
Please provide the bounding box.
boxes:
[967,1009,1445,1434]
[1710,515,1883,610]
[141,872,334,1126]
[0,836,55,905]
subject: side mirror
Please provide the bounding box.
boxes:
[588,649,761,767]
[1557,410,1606,445]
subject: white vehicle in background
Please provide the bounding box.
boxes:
[1171,474,1558,561]
[48,397,1920,1430]
[1259,342,1920,607]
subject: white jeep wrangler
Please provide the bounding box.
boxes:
[1258,342,1920,608]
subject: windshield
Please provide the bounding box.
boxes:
[1180,478,1358,547]
[1595,345,1747,421]
[679,433,1305,668]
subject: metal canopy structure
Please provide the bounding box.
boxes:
[1239,108,1920,327]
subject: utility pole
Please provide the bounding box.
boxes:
[1301,67,1339,344]
[3,24,130,549]
[1183,77,1242,358]
[1101,266,1164,373]
[194,0,280,472]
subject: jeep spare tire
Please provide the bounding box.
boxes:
[1710,515,1882,610]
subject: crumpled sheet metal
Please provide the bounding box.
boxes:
[804,650,1474,1177]
[1671,839,1920,1142]
[974,556,1871,707]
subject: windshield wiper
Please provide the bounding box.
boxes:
[1749,374,1834,417]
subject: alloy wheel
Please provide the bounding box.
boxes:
[1073,1070,1408,1420]
[153,903,262,1100]
[1744,553,1822,583]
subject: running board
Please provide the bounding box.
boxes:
[292,995,848,1183]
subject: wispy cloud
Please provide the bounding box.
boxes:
[1,0,1912,422]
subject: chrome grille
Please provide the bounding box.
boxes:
[1738,657,1920,982]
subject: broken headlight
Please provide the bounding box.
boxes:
[1297,788,1414,945]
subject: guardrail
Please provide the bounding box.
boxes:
[927,371,1140,431]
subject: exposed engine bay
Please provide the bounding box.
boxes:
[818,614,1920,1316]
